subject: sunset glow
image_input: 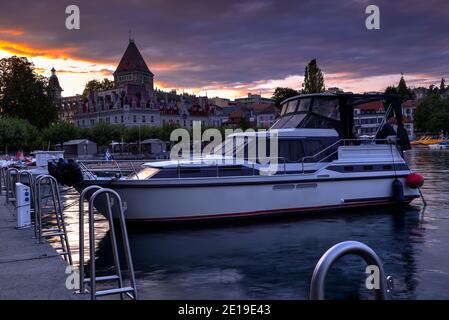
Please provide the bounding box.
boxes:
[0,0,447,99]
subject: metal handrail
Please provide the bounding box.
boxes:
[0,167,6,195]
[373,103,393,139]
[33,174,72,265]
[301,138,393,173]
[77,137,396,179]
[5,167,20,204]
[78,161,97,180]
[85,188,137,300]
[309,241,388,300]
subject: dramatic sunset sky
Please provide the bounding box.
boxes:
[0,0,448,99]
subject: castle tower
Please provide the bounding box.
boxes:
[113,38,154,93]
[49,67,63,101]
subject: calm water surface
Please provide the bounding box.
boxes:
[62,148,449,299]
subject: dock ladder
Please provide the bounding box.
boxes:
[310,241,393,300]
[78,187,137,300]
[0,166,7,195]
[33,174,72,265]
[5,167,20,205]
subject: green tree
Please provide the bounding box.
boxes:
[85,122,125,147]
[397,74,413,102]
[41,121,80,147]
[0,56,57,128]
[272,87,299,107]
[414,94,449,132]
[158,123,181,141]
[82,78,114,97]
[429,111,449,133]
[440,78,446,94]
[123,125,159,143]
[303,59,325,94]
[0,117,37,152]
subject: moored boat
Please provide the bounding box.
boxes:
[51,93,423,222]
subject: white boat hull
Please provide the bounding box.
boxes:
[84,174,420,221]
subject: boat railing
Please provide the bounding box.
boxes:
[301,138,394,173]
[77,137,395,180]
[77,160,147,180]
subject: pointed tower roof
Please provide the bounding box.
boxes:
[114,39,153,76]
[49,67,62,91]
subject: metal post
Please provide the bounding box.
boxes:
[6,168,19,204]
[78,185,102,294]
[309,241,388,300]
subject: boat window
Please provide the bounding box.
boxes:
[302,139,327,160]
[312,98,339,120]
[280,103,288,116]
[278,140,305,163]
[285,100,298,114]
[282,113,307,128]
[301,115,336,129]
[271,115,293,129]
[297,98,311,113]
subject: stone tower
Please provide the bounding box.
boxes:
[113,38,154,93]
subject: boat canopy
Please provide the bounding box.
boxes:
[273,93,410,150]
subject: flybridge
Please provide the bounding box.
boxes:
[273,93,411,151]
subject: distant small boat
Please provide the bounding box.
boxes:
[429,140,449,150]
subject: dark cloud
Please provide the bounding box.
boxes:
[1,0,448,89]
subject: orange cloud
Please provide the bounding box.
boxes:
[0,29,24,36]
[0,39,74,59]
[0,39,116,68]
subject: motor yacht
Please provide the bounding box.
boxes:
[51,93,422,221]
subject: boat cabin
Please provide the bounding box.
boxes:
[272,93,411,151]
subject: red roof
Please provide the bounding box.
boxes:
[401,100,414,108]
[355,100,384,111]
[229,110,244,119]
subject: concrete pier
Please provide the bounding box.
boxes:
[0,195,85,300]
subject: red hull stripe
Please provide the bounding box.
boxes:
[129,196,417,222]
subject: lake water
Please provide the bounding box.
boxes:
[62,148,449,299]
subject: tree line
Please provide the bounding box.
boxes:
[0,119,186,153]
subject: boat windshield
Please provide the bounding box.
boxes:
[127,167,160,180]
[212,135,257,159]
[311,98,339,120]
[281,98,311,116]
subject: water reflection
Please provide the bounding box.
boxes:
[63,148,449,299]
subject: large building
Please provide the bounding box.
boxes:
[353,100,417,139]
[58,39,223,129]
[353,101,385,136]
[234,93,274,105]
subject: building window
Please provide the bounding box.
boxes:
[121,115,124,123]
[133,115,137,123]
[151,115,154,123]
[142,116,146,123]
